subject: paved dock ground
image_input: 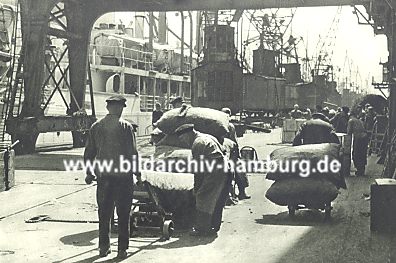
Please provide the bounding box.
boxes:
[1,129,395,263]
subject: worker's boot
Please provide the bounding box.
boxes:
[225,196,238,206]
[99,247,111,257]
[238,188,251,200]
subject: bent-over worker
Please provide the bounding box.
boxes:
[176,124,229,236]
[293,113,340,146]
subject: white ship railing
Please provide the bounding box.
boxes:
[89,44,193,74]
[140,94,191,112]
[90,44,154,71]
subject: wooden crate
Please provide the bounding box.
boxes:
[0,150,15,192]
[371,179,396,233]
[282,130,296,143]
[283,119,297,132]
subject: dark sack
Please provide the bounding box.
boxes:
[156,133,190,148]
[265,178,339,207]
[266,143,345,189]
[155,106,229,138]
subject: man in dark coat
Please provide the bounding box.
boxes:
[348,108,369,176]
[152,102,163,125]
[84,95,140,259]
[330,106,349,133]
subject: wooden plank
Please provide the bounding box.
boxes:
[0,150,14,192]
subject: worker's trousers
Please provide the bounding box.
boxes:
[96,176,133,251]
[352,135,369,176]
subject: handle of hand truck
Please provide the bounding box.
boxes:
[8,140,19,151]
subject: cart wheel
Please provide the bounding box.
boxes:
[324,203,332,220]
[288,205,296,217]
[162,220,174,240]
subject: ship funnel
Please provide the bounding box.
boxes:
[125,21,134,37]
[135,14,145,39]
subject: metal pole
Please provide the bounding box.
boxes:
[180,11,184,74]
[149,12,154,52]
[196,11,201,56]
[188,11,193,72]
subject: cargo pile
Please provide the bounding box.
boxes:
[143,106,230,226]
[265,143,345,208]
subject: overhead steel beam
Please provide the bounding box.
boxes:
[83,0,371,12]
[47,27,82,39]
[232,10,244,23]
[6,115,96,134]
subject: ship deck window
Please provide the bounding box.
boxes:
[125,75,138,94]
[170,81,178,95]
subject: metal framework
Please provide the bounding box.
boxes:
[4,0,394,156]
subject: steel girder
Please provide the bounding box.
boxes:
[8,0,388,154]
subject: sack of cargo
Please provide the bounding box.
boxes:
[154,106,229,138]
[156,133,190,148]
[266,143,345,189]
[141,170,193,191]
[265,178,339,207]
[152,145,192,173]
[141,170,195,227]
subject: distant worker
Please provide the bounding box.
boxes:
[221,107,237,142]
[175,124,229,236]
[347,107,369,176]
[364,106,376,132]
[170,96,185,109]
[221,107,250,201]
[314,105,330,123]
[84,95,140,259]
[330,106,349,133]
[290,104,303,119]
[293,113,340,146]
[152,102,163,126]
[328,109,336,119]
[304,108,312,120]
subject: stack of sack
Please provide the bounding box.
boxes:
[149,105,230,172]
[143,106,230,223]
[265,143,346,208]
[154,105,229,139]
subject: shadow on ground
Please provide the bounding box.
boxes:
[60,229,99,247]
[256,210,342,227]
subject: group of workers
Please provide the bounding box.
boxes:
[82,91,381,258]
[83,95,250,258]
[291,103,378,177]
